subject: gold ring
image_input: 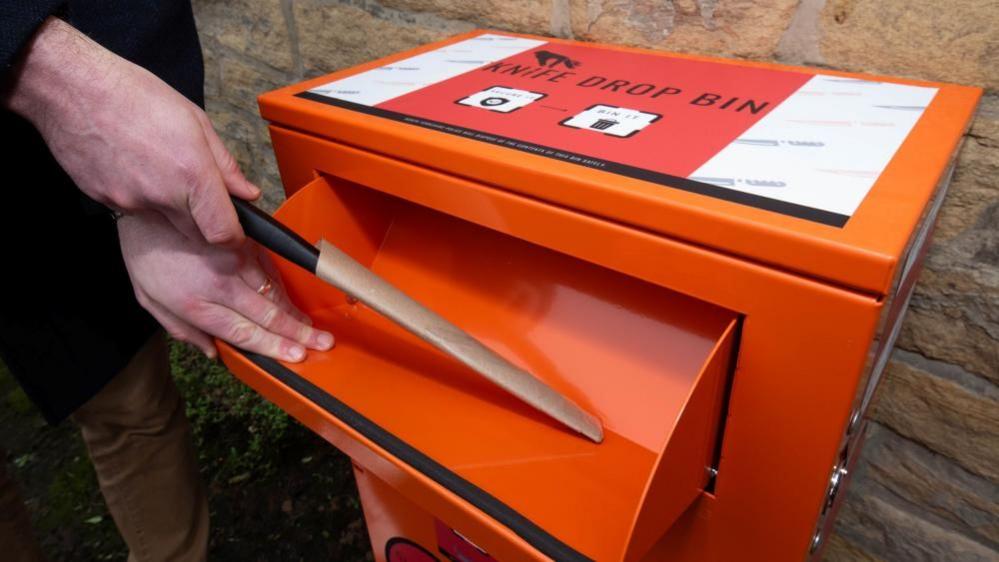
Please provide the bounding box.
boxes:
[256,278,273,296]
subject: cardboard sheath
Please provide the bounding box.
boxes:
[315,239,604,443]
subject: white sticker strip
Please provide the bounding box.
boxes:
[690,75,938,217]
[560,104,661,138]
[308,34,546,107]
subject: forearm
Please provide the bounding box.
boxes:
[3,17,115,132]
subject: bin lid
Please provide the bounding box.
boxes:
[258,30,981,295]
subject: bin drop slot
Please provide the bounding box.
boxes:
[250,174,739,561]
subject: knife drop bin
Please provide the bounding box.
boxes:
[219,29,979,561]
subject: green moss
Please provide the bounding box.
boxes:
[169,343,292,481]
[39,453,102,530]
[0,362,33,415]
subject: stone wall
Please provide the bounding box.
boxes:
[191,1,999,560]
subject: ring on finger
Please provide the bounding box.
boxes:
[256,278,273,297]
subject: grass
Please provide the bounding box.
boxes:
[0,342,372,562]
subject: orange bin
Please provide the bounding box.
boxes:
[218,31,981,561]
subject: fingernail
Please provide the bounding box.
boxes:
[286,345,306,362]
[316,332,334,350]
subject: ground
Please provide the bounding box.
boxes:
[0,342,373,562]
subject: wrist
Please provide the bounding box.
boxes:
[4,17,114,129]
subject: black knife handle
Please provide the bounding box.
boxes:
[232,197,319,273]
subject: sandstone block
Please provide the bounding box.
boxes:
[822,533,883,562]
[294,0,474,76]
[256,146,286,210]
[218,54,286,114]
[871,357,999,480]
[898,94,999,382]
[568,0,800,59]
[852,423,999,546]
[379,0,554,32]
[900,277,999,386]
[833,490,997,561]
[933,96,999,242]
[193,0,296,73]
[819,0,999,89]
[201,40,223,100]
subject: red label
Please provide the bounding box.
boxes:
[378,44,811,177]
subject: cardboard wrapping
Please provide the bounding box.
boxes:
[315,239,604,443]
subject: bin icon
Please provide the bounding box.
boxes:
[218,31,981,561]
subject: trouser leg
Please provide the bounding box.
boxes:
[0,453,46,562]
[72,333,208,562]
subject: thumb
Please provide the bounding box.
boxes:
[182,170,245,247]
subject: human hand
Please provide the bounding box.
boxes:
[118,211,334,362]
[4,17,255,245]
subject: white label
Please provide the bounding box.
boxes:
[457,86,546,113]
[307,34,545,106]
[691,75,938,217]
[560,104,661,138]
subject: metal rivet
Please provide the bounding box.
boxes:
[847,409,861,435]
[809,530,823,553]
[825,465,848,511]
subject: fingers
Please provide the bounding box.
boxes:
[197,111,261,201]
[222,282,333,353]
[199,247,332,362]
[266,276,312,326]
[197,301,317,363]
[185,169,245,247]
[142,295,218,358]
[249,250,311,325]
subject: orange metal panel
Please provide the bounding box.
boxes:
[221,174,738,560]
[353,465,439,562]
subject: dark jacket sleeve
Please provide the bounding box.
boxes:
[0,1,66,72]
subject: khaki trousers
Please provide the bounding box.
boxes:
[1,334,209,562]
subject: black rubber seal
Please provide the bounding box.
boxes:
[238,350,592,562]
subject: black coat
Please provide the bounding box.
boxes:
[0,0,204,423]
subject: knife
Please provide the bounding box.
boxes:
[231,197,604,443]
